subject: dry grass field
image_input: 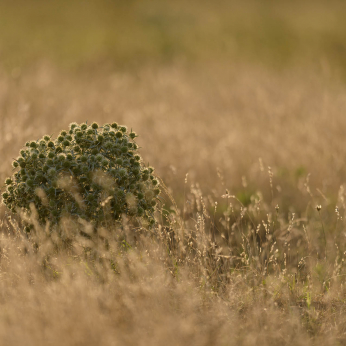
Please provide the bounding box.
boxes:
[2,1,346,345]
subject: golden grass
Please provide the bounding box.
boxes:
[2,1,346,344]
[1,62,346,345]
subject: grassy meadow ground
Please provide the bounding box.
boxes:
[2,0,346,345]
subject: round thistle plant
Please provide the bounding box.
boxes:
[1,122,160,229]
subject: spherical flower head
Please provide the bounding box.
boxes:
[58,135,64,142]
[96,154,103,162]
[71,166,79,175]
[63,140,70,146]
[60,130,67,136]
[66,135,72,141]
[51,210,59,217]
[104,142,112,150]
[30,141,37,148]
[44,135,50,141]
[133,144,138,149]
[97,134,104,142]
[12,161,19,168]
[145,190,154,200]
[81,124,88,130]
[66,153,73,160]
[119,168,126,177]
[31,153,38,160]
[91,148,98,155]
[115,131,123,138]
[19,161,26,168]
[116,158,123,165]
[111,122,118,129]
[48,141,54,148]
[80,155,88,163]
[47,168,57,177]
[39,140,46,146]
[121,146,128,153]
[55,146,63,154]
[154,188,160,195]
[47,152,54,159]
[2,192,9,200]
[152,179,158,186]
[63,161,71,169]
[117,189,125,198]
[26,179,34,187]
[120,126,127,133]
[129,132,137,139]
[76,131,83,138]
[5,178,12,185]
[69,122,78,130]
[102,159,108,166]
[58,154,65,161]
[91,122,99,129]
[39,153,45,159]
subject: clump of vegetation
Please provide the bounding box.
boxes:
[1,122,160,230]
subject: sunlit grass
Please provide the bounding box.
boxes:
[1,1,346,344]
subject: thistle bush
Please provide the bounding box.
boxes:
[1,122,160,230]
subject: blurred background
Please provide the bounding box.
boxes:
[1,0,346,212]
[1,0,346,74]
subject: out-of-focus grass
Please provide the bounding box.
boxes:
[1,0,346,78]
[2,1,346,345]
